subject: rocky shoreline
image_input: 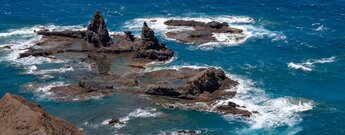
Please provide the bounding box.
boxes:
[0,93,84,135]
[2,12,257,131]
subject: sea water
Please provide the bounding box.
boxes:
[0,0,345,134]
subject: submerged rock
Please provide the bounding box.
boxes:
[0,93,84,135]
[107,118,125,126]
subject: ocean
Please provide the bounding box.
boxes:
[0,0,345,134]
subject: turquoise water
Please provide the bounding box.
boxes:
[1,0,345,134]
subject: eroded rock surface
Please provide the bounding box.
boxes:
[15,12,254,117]
[164,20,244,44]
[0,93,84,135]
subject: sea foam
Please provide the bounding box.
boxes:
[288,56,336,72]
[102,108,161,129]
[124,16,285,50]
[144,65,313,129]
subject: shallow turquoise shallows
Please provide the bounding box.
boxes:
[0,0,345,134]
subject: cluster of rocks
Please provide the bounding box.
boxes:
[21,11,173,62]
[164,19,244,44]
[37,11,112,48]
[0,93,84,135]
[4,12,252,134]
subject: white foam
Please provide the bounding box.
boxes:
[25,66,74,75]
[288,62,312,72]
[288,56,336,72]
[124,16,284,49]
[144,65,313,129]
[312,23,327,32]
[27,81,67,98]
[102,108,161,129]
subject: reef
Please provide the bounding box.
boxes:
[16,12,253,117]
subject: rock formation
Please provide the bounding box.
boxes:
[14,12,254,118]
[36,11,112,48]
[0,93,84,135]
[86,11,112,47]
[134,22,174,61]
[164,19,244,44]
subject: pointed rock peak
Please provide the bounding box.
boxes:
[87,11,107,33]
[141,21,155,40]
[143,21,148,28]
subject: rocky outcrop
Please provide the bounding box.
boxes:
[36,11,112,48]
[86,11,112,47]
[144,68,234,99]
[182,68,227,95]
[215,101,252,117]
[164,19,244,44]
[134,22,174,61]
[0,93,84,135]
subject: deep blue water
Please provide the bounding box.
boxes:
[1,0,345,134]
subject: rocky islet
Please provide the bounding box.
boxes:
[4,11,256,132]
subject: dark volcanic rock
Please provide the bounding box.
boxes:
[164,19,244,45]
[164,20,206,27]
[108,118,125,126]
[145,85,181,97]
[19,50,53,58]
[0,93,84,135]
[36,11,112,48]
[206,21,229,29]
[215,101,252,117]
[140,21,163,50]
[86,11,112,47]
[183,68,227,95]
[134,22,174,61]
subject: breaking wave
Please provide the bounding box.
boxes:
[144,65,313,129]
[288,56,336,72]
[102,108,161,129]
[0,24,85,65]
[25,81,67,99]
[124,16,285,49]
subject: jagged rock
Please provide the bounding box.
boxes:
[86,11,112,47]
[135,22,174,61]
[215,101,252,117]
[124,30,135,42]
[36,11,112,48]
[182,68,227,96]
[108,118,125,126]
[145,85,181,97]
[0,93,84,135]
[206,21,229,29]
[135,49,174,61]
[79,77,113,92]
[140,21,161,50]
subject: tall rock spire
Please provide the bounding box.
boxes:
[87,11,112,47]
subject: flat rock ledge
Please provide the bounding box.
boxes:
[164,19,244,45]
[0,93,84,135]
